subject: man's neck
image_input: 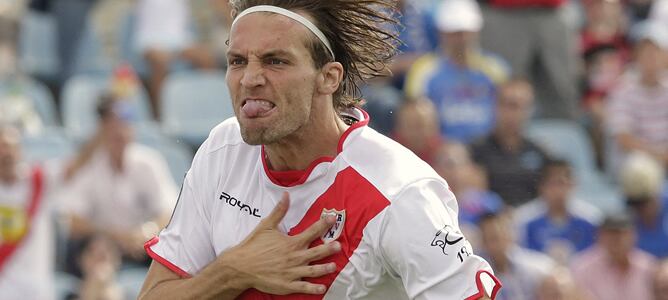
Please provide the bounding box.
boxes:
[547,202,569,224]
[494,129,523,151]
[264,112,350,171]
[446,48,470,67]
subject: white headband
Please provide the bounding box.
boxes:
[231,5,336,60]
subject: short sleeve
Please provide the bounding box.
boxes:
[378,179,501,300]
[144,167,216,277]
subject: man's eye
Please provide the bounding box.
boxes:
[267,58,286,65]
[229,58,246,65]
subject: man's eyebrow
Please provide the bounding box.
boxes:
[260,50,295,58]
[226,49,297,58]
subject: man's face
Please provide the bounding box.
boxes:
[496,83,533,133]
[0,130,20,176]
[440,31,478,57]
[395,101,439,151]
[539,167,574,207]
[101,115,133,156]
[479,214,513,260]
[599,228,635,262]
[226,12,320,145]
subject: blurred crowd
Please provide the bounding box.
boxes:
[0,0,668,299]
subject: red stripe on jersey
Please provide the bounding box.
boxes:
[464,270,502,300]
[239,167,390,299]
[144,237,192,278]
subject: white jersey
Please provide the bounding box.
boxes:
[146,109,501,299]
[0,165,54,300]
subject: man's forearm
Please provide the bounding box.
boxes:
[139,259,249,300]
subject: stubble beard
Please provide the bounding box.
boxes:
[239,106,309,146]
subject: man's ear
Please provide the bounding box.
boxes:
[317,62,344,95]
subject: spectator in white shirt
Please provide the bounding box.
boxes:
[606,20,668,169]
[62,94,177,270]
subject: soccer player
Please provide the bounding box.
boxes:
[139,1,500,299]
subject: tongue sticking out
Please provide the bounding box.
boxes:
[242,100,275,118]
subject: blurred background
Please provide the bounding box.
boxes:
[0,0,667,299]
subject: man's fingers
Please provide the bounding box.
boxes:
[284,281,328,295]
[259,192,290,229]
[290,262,337,279]
[296,214,337,245]
[301,242,342,263]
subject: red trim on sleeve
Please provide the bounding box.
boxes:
[464,270,502,300]
[144,236,192,278]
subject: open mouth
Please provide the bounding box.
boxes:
[241,99,277,118]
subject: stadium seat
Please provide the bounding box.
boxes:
[527,119,623,213]
[18,11,60,79]
[118,267,149,300]
[20,126,75,163]
[136,124,194,182]
[161,71,234,146]
[60,74,152,141]
[0,77,59,127]
[54,271,81,300]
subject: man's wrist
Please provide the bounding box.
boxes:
[214,250,253,293]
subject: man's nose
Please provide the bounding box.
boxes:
[240,61,266,88]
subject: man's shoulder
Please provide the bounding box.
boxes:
[204,117,245,152]
[342,127,446,200]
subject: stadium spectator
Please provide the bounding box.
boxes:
[606,20,668,169]
[67,235,123,300]
[61,95,177,271]
[135,0,218,119]
[190,0,234,65]
[571,212,657,300]
[392,98,444,166]
[535,267,591,300]
[514,159,600,264]
[477,206,556,300]
[580,0,630,57]
[433,142,487,197]
[471,78,550,206]
[0,0,26,77]
[655,259,668,300]
[0,125,55,299]
[581,44,626,169]
[479,0,580,120]
[404,0,508,144]
[388,0,434,88]
[51,0,100,81]
[619,152,668,258]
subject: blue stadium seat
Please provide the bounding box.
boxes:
[527,119,623,213]
[161,71,234,146]
[60,74,152,140]
[18,11,60,79]
[54,271,80,300]
[136,123,194,182]
[0,77,59,126]
[21,127,75,163]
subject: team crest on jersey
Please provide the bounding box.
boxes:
[320,209,346,243]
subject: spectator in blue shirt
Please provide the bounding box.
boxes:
[515,159,599,263]
[404,0,509,144]
[620,152,668,258]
